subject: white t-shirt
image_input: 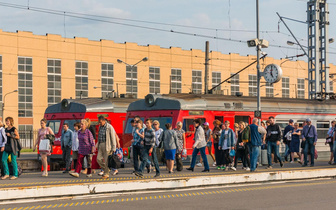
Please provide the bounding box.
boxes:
[155,128,163,147]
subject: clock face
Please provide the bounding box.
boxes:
[263,64,282,84]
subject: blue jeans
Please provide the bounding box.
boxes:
[267,141,282,166]
[2,151,18,177]
[304,138,315,166]
[190,146,209,170]
[250,146,260,171]
[139,145,160,175]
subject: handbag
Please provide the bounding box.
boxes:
[326,136,333,143]
[39,139,50,153]
[108,153,121,169]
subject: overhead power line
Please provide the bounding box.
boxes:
[0,2,300,51]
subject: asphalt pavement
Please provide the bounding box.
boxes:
[1,178,335,210]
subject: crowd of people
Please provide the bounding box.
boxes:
[0,115,329,180]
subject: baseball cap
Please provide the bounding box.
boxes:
[203,122,209,126]
[289,119,294,123]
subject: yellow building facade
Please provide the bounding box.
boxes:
[0,29,335,130]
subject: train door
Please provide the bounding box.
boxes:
[183,117,206,155]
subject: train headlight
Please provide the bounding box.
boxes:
[61,99,70,111]
[145,94,155,107]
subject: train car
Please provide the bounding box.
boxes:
[43,97,136,164]
[124,93,336,156]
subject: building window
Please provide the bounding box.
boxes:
[212,72,221,92]
[266,82,274,97]
[249,75,257,96]
[282,77,290,98]
[101,63,114,98]
[0,55,2,103]
[230,73,239,96]
[171,68,182,93]
[47,59,61,106]
[297,78,305,99]
[192,70,202,94]
[149,67,160,94]
[75,61,88,99]
[19,125,33,131]
[126,65,137,98]
[18,57,33,117]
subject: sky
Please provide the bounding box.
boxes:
[0,0,336,62]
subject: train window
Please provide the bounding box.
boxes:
[150,117,173,130]
[316,121,330,139]
[215,116,223,123]
[124,118,144,134]
[235,116,249,124]
[47,120,61,135]
[183,118,206,132]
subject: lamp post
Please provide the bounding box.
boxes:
[117,57,148,98]
[2,89,18,119]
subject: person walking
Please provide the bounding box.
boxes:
[302,118,318,167]
[212,120,222,169]
[96,116,117,179]
[131,119,145,174]
[61,123,73,173]
[0,120,7,177]
[218,121,235,171]
[72,122,80,171]
[174,121,186,171]
[234,121,250,170]
[153,120,164,165]
[1,117,20,180]
[33,118,54,177]
[70,119,95,178]
[187,119,210,172]
[250,118,265,172]
[326,120,335,165]
[290,122,301,163]
[283,119,294,162]
[266,116,283,169]
[160,123,178,173]
[135,118,160,177]
[198,122,215,167]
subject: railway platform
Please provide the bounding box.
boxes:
[1,161,336,202]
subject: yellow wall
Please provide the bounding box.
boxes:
[0,29,335,130]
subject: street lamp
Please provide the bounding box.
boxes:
[2,89,18,118]
[117,57,148,98]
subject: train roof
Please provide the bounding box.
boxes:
[127,94,336,114]
[45,97,137,114]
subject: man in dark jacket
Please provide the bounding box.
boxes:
[266,116,283,169]
[283,119,294,162]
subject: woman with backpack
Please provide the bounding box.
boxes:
[1,117,20,180]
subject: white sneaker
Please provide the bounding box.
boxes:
[245,167,250,171]
[70,172,79,178]
[212,162,216,167]
[86,174,92,178]
[242,167,247,170]
[98,171,104,176]
[290,161,294,164]
[196,163,203,167]
[230,167,237,171]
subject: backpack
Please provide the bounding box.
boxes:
[242,126,251,143]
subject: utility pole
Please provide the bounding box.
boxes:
[204,41,210,94]
[256,0,261,120]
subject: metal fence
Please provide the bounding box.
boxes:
[18,130,38,149]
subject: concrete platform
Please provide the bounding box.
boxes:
[1,161,336,201]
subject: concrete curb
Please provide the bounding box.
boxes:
[1,168,336,201]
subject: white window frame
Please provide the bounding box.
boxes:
[149,67,160,94]
[282,77,290,98]
[18,56,33,117]
[171,68,182,93]
[230,73,239,96]
[249,75,257,96]
[47,59,62,106]
[101,63,114,98]
[75,61,88,99]
[212,72,222,92]
[266,82,274,97]
[192,70,202,94]
[297,78,305,99]
[126,65,137,98]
